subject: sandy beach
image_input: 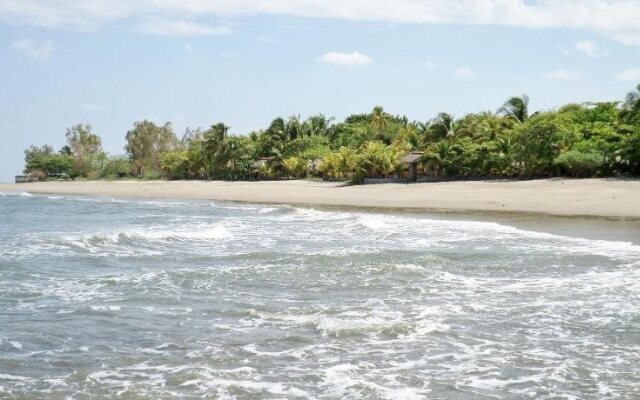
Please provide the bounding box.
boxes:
[2,178,639,220]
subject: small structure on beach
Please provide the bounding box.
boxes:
[401,151,423,182]
[15,175,40,183]
[251,156,276,170]
[251,156,276,179]
[307,158,323,175]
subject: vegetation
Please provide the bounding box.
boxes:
[23,85,640,182]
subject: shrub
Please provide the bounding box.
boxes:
[553,150,604,177]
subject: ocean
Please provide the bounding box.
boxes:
[1,191,639,399]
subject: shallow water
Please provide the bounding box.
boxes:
[1,191,639,399]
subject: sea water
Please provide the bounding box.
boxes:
[1,192,639,399]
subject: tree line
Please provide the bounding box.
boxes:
[24,84,640,182]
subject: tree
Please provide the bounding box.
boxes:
[513,113,562,176]
[202,122,231,177]
[352,141,400,182]
[125,120,179,177]
[620,84,640,123]
[429,112,456,139]
[65,123,103,177]
[102,155,131,178]
[371,106,389,135]
[498,95,530,123]
[24,145,74,178]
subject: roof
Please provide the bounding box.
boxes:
[401,151,424,163]
[251,156,276,169]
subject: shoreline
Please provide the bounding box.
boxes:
[2,178,640,221]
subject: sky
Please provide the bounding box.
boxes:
[1,0,639,183]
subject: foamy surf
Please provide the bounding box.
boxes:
[1,194,639,398]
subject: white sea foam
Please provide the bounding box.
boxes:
[64,224,234,248]
[90,306,121,311]
[357,215,389,230]
[394,264,425,274]
[9,341,22,350]
[3,198,640,398]
[0,374,30,381]
[0,191,32,197]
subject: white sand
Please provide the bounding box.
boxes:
[2,179,639,220]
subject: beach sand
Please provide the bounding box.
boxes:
[0,179,640,220]
[1,179,639,220]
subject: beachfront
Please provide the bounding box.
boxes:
[2,178,639,220]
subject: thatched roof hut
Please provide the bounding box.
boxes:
[251,156,276,169]
[401,151,424,182]
[401,151,423,164]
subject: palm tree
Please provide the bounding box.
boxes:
[203,122,230,177]
[371,106,389,135]
[306,114,335,136]
[285,115,303,140]
[498,95,530,123]
[621,84,640,122]
[429,112,456,139]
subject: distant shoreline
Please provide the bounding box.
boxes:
[2,178,640,221]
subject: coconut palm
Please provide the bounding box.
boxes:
[306,114,335,136]
[203,122,230,177]
[429,112,456,139]
[371,106,389,135]
[498,95,530,123]
[621,84,640,122]
[285,115,304,140]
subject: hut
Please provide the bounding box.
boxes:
[251,156,276,170]
[307,158,323,175]
[401,151,423,182]
[15,175,39,183]
[251,156,276,178]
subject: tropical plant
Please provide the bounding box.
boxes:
[125,120,180,177]
[65,123,103,177]
[498,95,530,123]
[553,150,604,177]
[620,84,640,123]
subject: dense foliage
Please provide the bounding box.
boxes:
[24,85,640,182]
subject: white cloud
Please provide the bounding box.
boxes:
[453,67,476,79]
[575,40,600,57]
[319,51,372,67]
[137,18,231,36]
[607,33,640,47]
[11,38,55,61]
[544,69,584,80]
[2,1,640,45]
[617,67,640,81]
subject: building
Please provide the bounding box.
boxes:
[401,151,424,182]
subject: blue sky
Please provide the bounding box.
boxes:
[1,0,639,182]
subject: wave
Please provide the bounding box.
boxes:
[65,224,234,247]
[0,191,33,197]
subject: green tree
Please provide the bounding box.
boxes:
[24,145,74,178]
[498,95,530,123]
[125,120,179,177]
[65,123,103,177]
[202,122,231,177]
[371,106,389,135]
[620,84,640,123]
[428,113,456,139]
